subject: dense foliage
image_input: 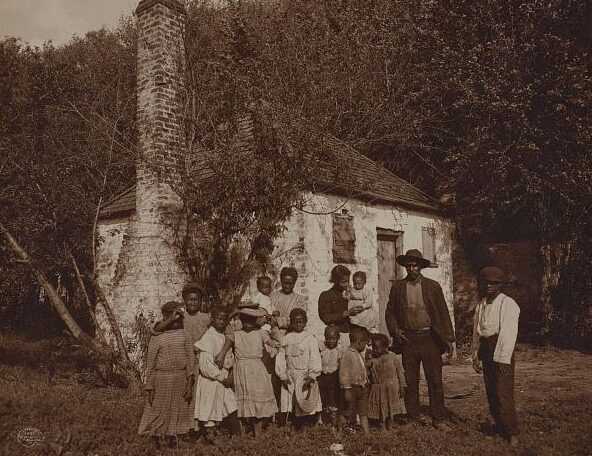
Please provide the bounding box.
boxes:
[0,25,137,331]
[1,0,590,345]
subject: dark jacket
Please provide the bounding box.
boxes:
[318,286,350,333]
[385,276,455,353]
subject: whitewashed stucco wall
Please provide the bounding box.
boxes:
[254,192,455,337]
[97,191,455,355]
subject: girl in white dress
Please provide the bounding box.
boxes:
[193,306,238,442]
[275,308,322,429]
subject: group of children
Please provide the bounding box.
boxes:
[138,275,407,448]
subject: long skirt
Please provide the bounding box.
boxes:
[368,381,406,420]
[234,358,278,418]
[138,370,193,436]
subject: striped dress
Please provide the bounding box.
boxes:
[232,329,279,418]
[138,329,195,436]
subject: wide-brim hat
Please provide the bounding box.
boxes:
[236,307,268,318]
[479,266,506,283]
[182,281,204,297]
[396,249,431,268]
[294,376,320,414]
[161,300,183,314]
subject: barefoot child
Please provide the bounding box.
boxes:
[339,325,370,434]
[347,271,377,333]
[318,325,343,426]
[152,282,216,434]
[275,308,322,429]
[367,333,406,430]
[223,307,279,436]
[138,301,195,448]
[193,306,239,442]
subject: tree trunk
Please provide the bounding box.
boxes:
[540,241,573,338]
[68,250,107,345]
[1,223,107,354]
[0,222,141,391]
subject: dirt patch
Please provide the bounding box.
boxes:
[1,339,591,456]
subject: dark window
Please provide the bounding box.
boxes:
[422,226,437,266]
[332,214,356,264]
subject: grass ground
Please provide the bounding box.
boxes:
[1,333,591,456]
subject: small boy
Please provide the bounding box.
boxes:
[348,271,377,333]
[339,326,370,434]
[318,325,343,426]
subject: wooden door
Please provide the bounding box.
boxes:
[376,229,402,336]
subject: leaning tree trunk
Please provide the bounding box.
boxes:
[0,222,141,391]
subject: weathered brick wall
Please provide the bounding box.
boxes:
[96,0,189,363]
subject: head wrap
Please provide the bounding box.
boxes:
[329,265,351,283]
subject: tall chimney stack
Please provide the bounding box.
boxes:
[131,0,187,322]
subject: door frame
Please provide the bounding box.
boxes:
[376,228,404,335]
[376,228,404,280]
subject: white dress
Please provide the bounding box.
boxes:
[275,330,322,416]
[193,327,237,426]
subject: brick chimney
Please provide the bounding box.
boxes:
[95,0,189,365]
[126,0,187,325]
[136,0,187,212]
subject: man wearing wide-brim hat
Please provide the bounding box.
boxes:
[471,266,520,447]
[385,249,455,430]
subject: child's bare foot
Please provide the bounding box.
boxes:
[203,428,216,445]
[253,420,263,437]
[360,416,369,435]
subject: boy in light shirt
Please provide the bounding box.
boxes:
[471,266,520,447]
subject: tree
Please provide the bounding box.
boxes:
[0,24,139,383]
[177,1,354,305]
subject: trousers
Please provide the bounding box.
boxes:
[478,335,519,437]
[401,331,446,421]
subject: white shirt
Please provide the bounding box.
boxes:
[471,293,520,365]
[252,291,272,332]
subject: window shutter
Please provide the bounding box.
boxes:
[422,227,437,266]
[332,214,356,264]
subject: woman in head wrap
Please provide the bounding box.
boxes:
[318,265,364,347]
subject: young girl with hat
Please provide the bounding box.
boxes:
[224,306,280,436]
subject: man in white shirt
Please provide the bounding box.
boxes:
[471,266,520,446]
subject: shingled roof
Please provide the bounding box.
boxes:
[99,142,441,220]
